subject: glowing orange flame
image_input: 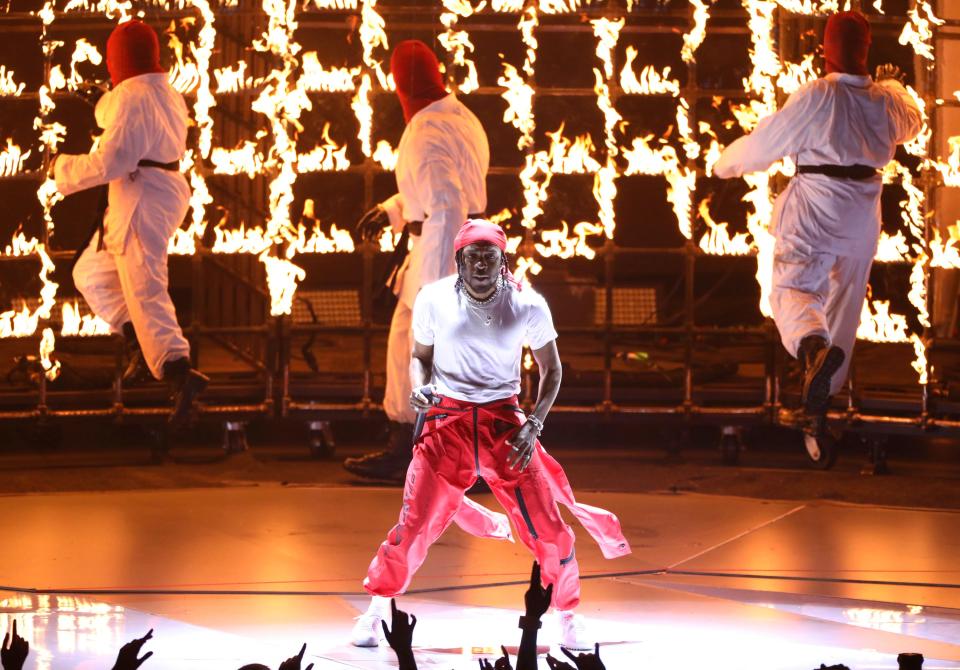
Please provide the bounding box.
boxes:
[301,53,360,92]
[0,139,31,177]
[698,198,752,256]
[0,65,25,96]
[535,221,603,260]
[874,230,910,263]
[619,49,679,96]
[857,298,910,343]
[61,300,111,337]
[681,0,710,63]
[39,327,61,381]
[899,1,943,61]
[296,123,350,172]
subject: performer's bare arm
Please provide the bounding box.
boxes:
[409,340,436,411]
[508,339,561,471]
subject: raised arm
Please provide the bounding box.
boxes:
[714,82,824,179]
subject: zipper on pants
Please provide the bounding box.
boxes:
[514,487,539,540]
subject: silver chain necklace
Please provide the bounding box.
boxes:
[462,276,504,307]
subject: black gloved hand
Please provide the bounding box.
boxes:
[355,204,390,242]
[875,64,906,85]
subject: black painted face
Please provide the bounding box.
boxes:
[460,241,503,296]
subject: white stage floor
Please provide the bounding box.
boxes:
[2,485,959,669]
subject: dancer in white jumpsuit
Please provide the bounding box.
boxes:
[345,39,489,481]
[52,20,208,427]
[714,10,922,424]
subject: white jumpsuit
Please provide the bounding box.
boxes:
[380,93,489,424]
[55,72,192,380]
[714,73,922,393]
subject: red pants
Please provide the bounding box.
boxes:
[364,396,630,611]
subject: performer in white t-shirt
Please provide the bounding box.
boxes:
[350,219,631,651]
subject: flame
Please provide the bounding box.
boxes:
[0,302,35,338]
[535,221,603,260]
[898,1,943,61]
[214,61,253,93]
[857,298,910,343]
[910,334,927,384]
[619,49,679,96]
[498,63,536,149]
[682,0,711,63]
[698,198,752,255]
[513,255,542,284]
[39,328,61,381]
[874,230,910,263]
[0,246,58,339]
[930,224,960,269]
[0,139,31,177]
[66,39,103,90]
[440,0,484,94]
[300,53,360,92]
[592,19,624,241]
[908,253,930,329]
[351,74,375,157]
[296,123,350,172]
[305,0,358,7]
[544,124,600,174]
[3,231,41,257]
[0,65,25,96]
[259,251,306,316]
[211,141,265,177]
[61,300,111,336]
[61,0,133,19]
[931,135,960,187]
[373,140,399,170]
[523,351,533,370]
[903,85,931,157]
[777,53,819,95]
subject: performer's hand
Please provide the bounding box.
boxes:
[545,655,576,670]
[1,620,29,670]
[506,422,537,471]
[381,598,417,654]
[355,204,390,242]
[110,629,153,670]
[523,561,553,621]
[278,643,314,670]
[409,384,439,412]
[875,64,905,84]
[560,645,605,670]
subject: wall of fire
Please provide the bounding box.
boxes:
[0,0,956,391]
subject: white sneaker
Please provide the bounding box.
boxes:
[351,596,390,647]
[557,610,592,651]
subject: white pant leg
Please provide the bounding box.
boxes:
[825,255,873,395]
[770,246,834,358]
[113,230,190,380]
[72,238,131,334]
[382,301,416,424]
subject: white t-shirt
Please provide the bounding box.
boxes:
[412,275,558,403]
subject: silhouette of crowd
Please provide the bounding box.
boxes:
[0,562,919,670]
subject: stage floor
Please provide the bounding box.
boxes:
[3,485,960,669]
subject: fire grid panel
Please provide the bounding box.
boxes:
[0,0,956,426]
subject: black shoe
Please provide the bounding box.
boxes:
[121,322,153,386]
[799,335,845,417]
[162,357,209,430]
[343,422,413,482]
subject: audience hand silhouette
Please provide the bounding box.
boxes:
[278,643,314,670]
[1,621,28,670]
[479,645,513,670]
[547,643,606,670]
[524,562,553,620]
[111,629,154,670]
[381,598,417,652]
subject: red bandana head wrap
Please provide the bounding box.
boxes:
[823,11,871,76]
[390,40,448,123]
[454,219,523,290]
[106,20,165,87]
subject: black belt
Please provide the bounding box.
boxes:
[137,158,180,171]
[70,157,182,270]
[407,213,485,237]
[797,164,878,180]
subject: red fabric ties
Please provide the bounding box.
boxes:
[390,40,448,123]
[106,20,165,87]
[823,11,871,76]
